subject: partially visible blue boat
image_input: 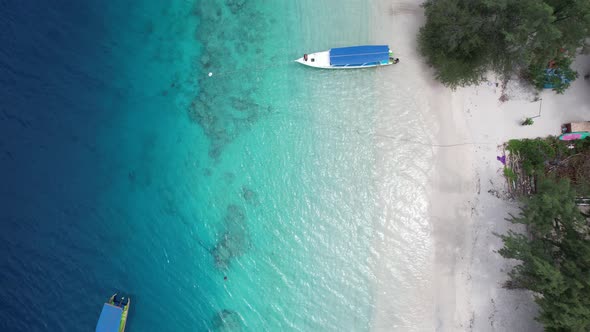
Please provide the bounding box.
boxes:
[543,67,571,89]
[96,294,130,332]
[295,45,398,69]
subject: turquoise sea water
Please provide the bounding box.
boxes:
[1,0,433,330]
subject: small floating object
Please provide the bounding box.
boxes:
[96,293,130,332]
[295,45,398,69]
[208,72,213,77]
[559,131,589,141]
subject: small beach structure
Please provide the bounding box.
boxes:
[559,121,590,141]
[562,121,590,133]
[295,45,398,69]
[96,294,130,332]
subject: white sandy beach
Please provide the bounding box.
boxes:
[369,0,590,331]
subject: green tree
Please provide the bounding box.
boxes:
[417,0,490,87]
[499,179,590,331]
[418,0,590,90]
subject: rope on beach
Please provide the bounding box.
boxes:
[270,111,494,148]
[201,61,293,80]
[375,133,495,148]
[201,59,494,149]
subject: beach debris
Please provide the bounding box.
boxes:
[211,309,244,331]
[488,188,501,198]
[496,155,506,165]
[521,117,534,126]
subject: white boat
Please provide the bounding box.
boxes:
[295,45,398,69]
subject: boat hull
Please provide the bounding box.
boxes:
[96,294,130,332]
[295,48,394,69]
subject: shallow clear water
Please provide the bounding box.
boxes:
[0,0,433,330]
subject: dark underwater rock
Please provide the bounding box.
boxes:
[224,204,245,226]
[241,186,258,205]
[225,0,246,14]
[212,309,243,331]
[211,204,249,269]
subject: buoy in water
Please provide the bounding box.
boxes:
[208,72,213,77]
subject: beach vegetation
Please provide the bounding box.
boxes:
[503,167,517,183]
[501,137,590,328]
[504,137,590,195]
[506,138,555,175]
[521,117,535,126]
[499,178,590,331]
[418,0,590,91]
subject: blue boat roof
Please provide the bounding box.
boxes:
[96,304,122,332]
[329,45,389,66]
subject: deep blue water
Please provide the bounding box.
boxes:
[0,1,215,330]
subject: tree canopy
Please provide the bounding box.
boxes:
[499,179,590,331]
[418,0,590,90]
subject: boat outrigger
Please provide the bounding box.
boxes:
[96,294,130,332]
[295,45,398,69]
